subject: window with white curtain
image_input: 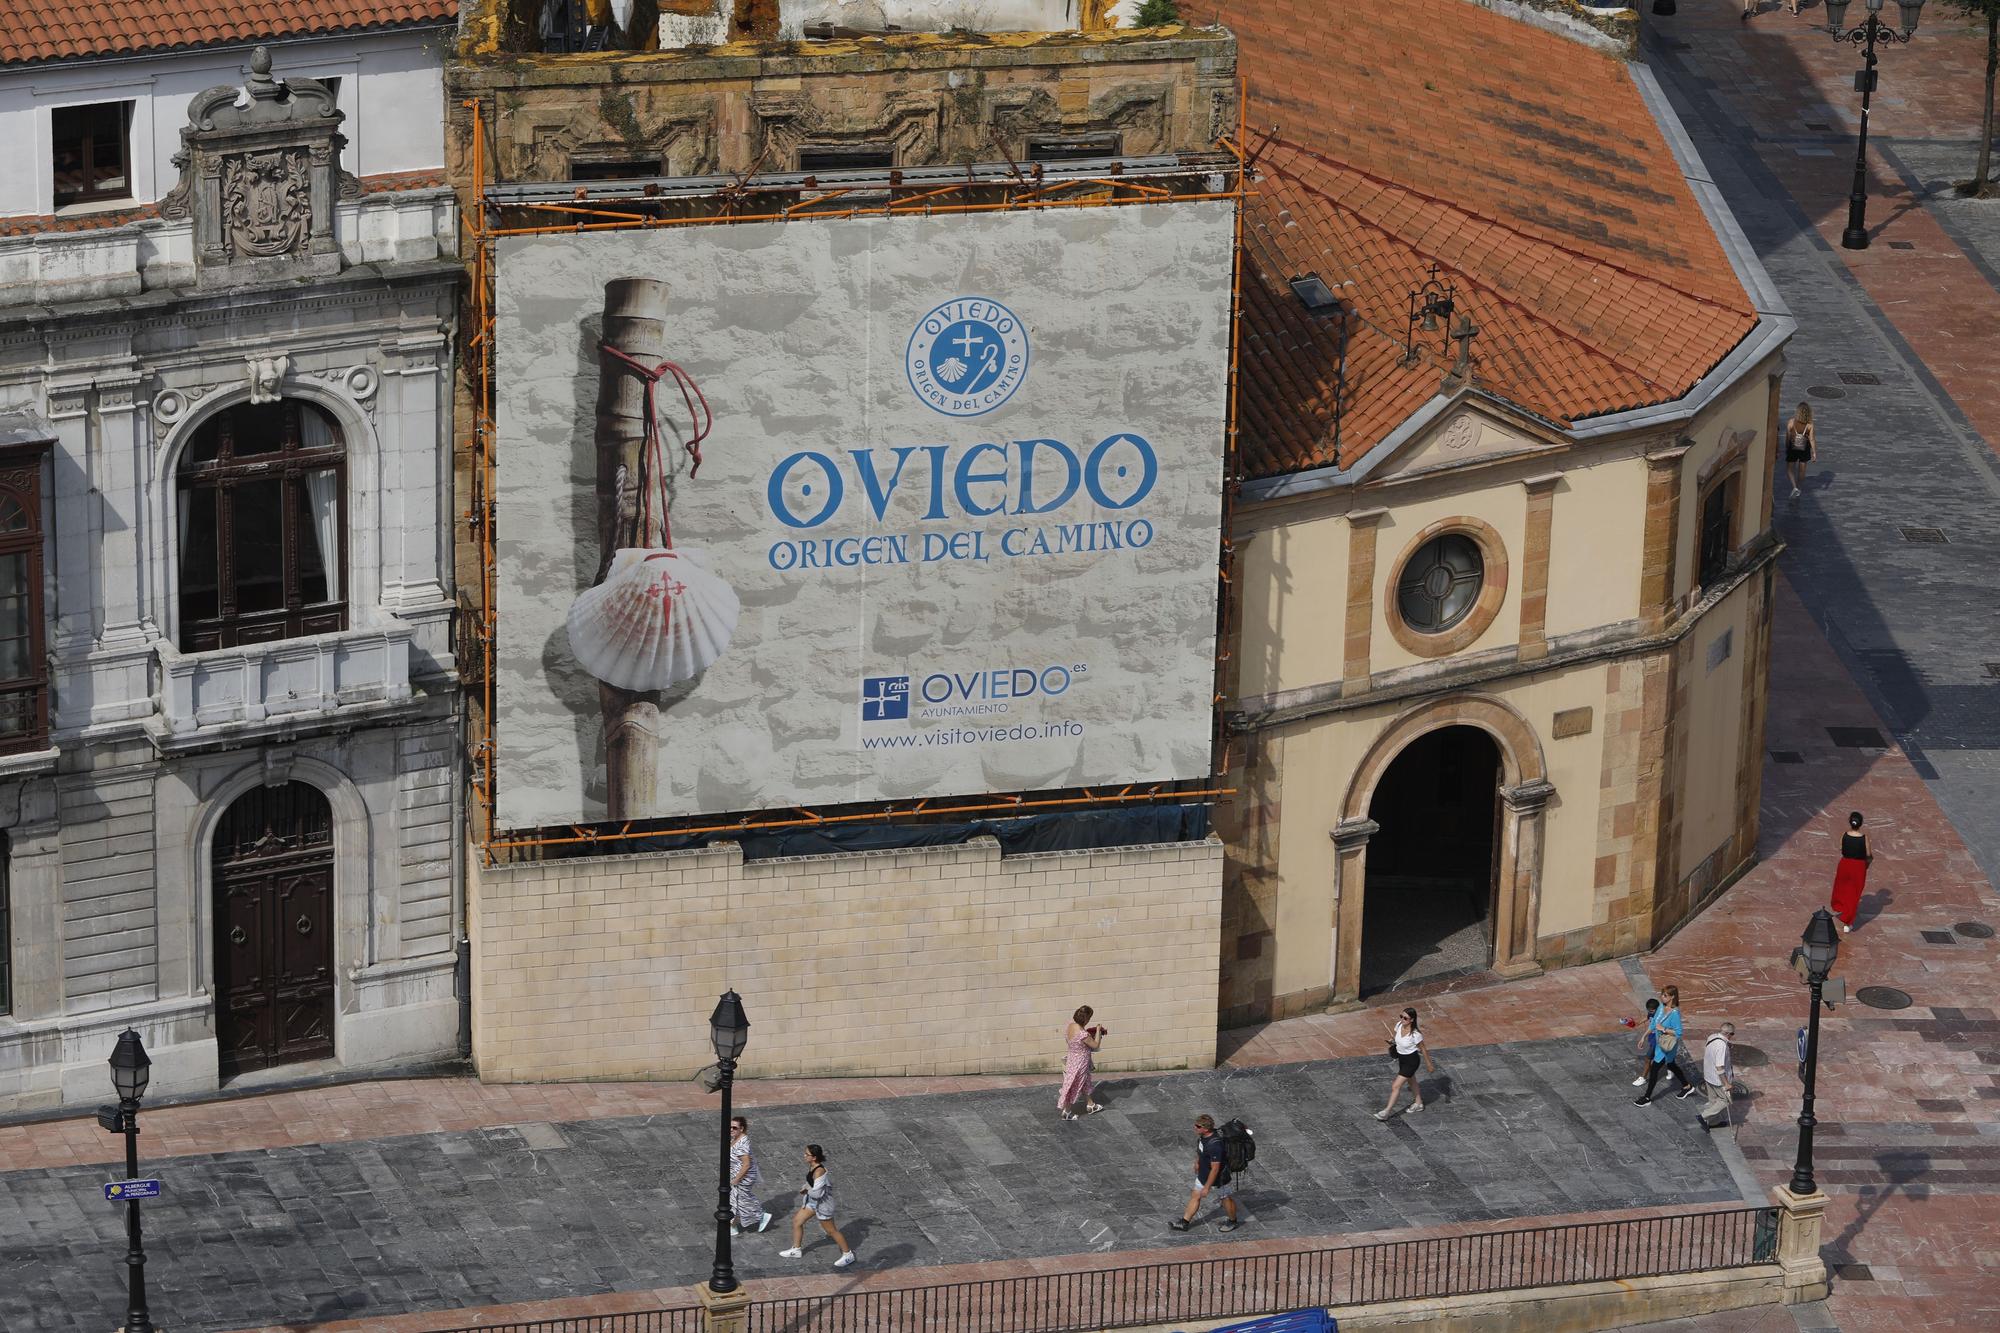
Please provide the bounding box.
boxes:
[176,402,347,651]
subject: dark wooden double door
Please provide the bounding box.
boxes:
[213,782,335,1077]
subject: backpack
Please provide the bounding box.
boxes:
[1219,1118,1256,1175]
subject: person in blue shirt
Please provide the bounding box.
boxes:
[1169,1114,1239,1233]
[1635,985,1698,1105]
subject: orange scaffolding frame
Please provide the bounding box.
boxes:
[462,87,1252,860]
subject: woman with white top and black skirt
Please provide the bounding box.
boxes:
[1375,1007,1438,1120]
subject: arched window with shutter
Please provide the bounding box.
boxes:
[176,401,347,651]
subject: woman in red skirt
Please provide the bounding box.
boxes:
[1830,811,1872,934]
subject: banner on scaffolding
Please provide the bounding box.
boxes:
[493,202,1235,827]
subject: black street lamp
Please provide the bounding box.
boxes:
[1825,0,1927,250]
[1789,910,1841,1197]
[100,1029,155,1333]
[707,991,751,1296]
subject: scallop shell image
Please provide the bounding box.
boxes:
[565,547,740,692]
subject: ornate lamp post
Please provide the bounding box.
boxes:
[1789,909,1841,1196]
[103,1029,155,1333]
[707,991,751,1297]
[1824,0,1927,250]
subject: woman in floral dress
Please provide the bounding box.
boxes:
[1057,1005,1107,1121]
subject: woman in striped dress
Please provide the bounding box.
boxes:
[727,1116,770,1236]
[1058,1005,1107,1121]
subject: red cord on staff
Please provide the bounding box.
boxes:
[599,343,714,546]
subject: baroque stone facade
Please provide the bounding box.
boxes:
[0,48,463,1110]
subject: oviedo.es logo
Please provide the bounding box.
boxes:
[907,297,1030,418]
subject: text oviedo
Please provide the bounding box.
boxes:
[764,435,1162,572]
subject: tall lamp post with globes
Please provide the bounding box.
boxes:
[707,992,750,1300]
[1825,0,1928,250]
[98,1029,155,1333]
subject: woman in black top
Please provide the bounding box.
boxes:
[1830,811,1871,933]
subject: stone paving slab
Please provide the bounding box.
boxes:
[0,1035,1741,1333]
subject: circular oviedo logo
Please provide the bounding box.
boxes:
[906,297,1030,418]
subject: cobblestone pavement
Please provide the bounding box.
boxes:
[0,1034,1741,1333]
[1646,1,2000,892]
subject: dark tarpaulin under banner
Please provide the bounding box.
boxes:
[541,803,1211,862]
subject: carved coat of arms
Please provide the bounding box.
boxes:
[222,149,312,259]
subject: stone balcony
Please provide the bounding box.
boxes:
[0,188,456,307]
[151,621,420,751]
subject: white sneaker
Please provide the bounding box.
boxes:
[1632,1076,1647,1087]
[1791,487,1801,498]
[835,1251,856,1268]
[1406,1102,1424,1114]
[779,1247,803,1259]
[758,1211,773,1232]
[730,1226,741,1237]
[1373,1108,1393,1121]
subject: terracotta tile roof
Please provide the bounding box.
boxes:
[2,0,458,66]
[1195,0,1762,479]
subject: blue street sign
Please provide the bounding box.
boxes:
[103,1178,160,1201]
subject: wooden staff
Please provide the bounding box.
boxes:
[593,277,668,818]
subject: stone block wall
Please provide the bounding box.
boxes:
[471,837,1223,1082]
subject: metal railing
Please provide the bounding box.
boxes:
[438,1205,1778,1333]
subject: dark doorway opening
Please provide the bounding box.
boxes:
[1361,726,1500,995]
[213,781,336,1078]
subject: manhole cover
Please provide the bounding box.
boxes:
[1838,371,1882,385]
[1804,121,1833,131]
[1921,929,1958,945]
[1827,726,1886,748]
[1954,921,1996,940]
[1807,385,1846,399]
[1900,526,1948,543]
[1887,241,1916,250]
[1770,750,1804,765]
[1732,1043,1769,1067]
[1857,986,1913,1010]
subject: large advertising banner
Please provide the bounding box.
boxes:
[494,201,1235,828]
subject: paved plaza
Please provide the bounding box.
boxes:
[0,1034,1743,1332]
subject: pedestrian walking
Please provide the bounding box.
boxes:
[1630,997,1662,1087]
[1375,1006,1437,1119]
[1783,402,1816,498]
[727,1116,771,1237]
[1697,1024,1738,1131]
[1168,1114,1239,1233]
[1057,1005,1107,1121]
[779,1144,855,1269]
[1830,810,1872,933]
[1634,985,1698,1105]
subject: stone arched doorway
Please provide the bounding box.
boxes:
[1359,726,1502,994]
[1330,695,1553,1003]
[213,781,337,1077]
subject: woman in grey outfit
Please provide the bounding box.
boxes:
[779,1143,855,1268]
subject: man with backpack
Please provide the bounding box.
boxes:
[1170,1114,1245,1233]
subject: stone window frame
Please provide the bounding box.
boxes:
[0,446,50,755]
[1382,516,1510,659]
[175,400,349,653]
[1696,468,1741,592]
[51,100,135,209]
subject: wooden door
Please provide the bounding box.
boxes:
[213,782,335,1077]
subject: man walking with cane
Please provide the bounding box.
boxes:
[1697,1023,1737,1131]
